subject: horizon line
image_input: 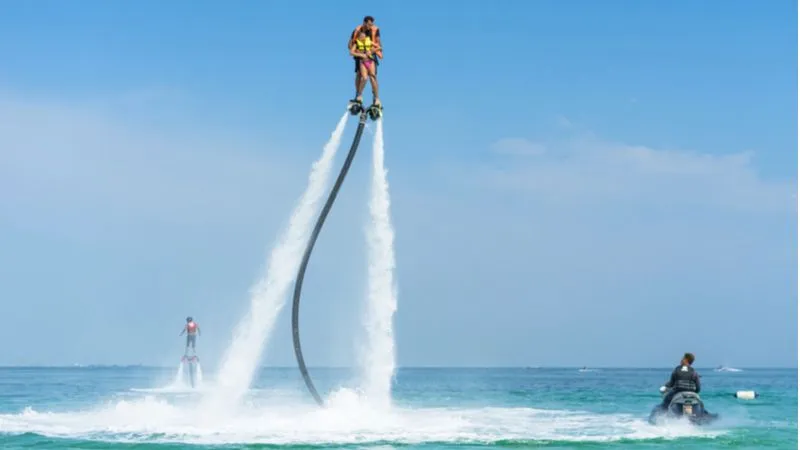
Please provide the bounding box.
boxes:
[0,364,795,370]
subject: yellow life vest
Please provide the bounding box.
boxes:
[355,37,373,53]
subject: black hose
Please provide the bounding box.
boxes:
[292,109,368,406]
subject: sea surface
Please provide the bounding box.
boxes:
[0,366,795,449]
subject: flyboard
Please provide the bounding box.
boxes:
[181,353,200,388]
[291,98,382,406]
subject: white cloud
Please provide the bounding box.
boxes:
[556,115,573,128]
[0,94,304,229]
[475,134,795,214]
[489,138,546,156]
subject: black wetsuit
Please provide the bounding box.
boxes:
[661,364,700,408]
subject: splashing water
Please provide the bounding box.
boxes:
[359,119,397,409]
[0,395,725,446]
[171,363,184,388]
[206,112,349,411]
[195,363,203,386]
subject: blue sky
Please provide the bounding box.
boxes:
[0,0,796,368]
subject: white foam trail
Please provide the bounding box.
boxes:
[207,112,349,411]
[0,397,725,445]
[359,119,397,409]
[172,363,184,388]
[195,363,203,386]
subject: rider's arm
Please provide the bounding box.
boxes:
[694,372,701,393]
[664,367,677,388]
[372,27,382,51]
[349,43,363,58]
[179,327,185,336]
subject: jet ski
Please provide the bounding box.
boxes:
[648,388,719,425]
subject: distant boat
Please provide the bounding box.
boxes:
[715,365,742,372]
[578,366,597,372]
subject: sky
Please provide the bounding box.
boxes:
[0,0,796,368]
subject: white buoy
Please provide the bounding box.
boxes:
[734,390,758,400]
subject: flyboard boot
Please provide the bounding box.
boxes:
[348,97,364,115]
[367,100,383,121]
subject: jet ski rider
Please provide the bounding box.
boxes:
[660,352,701,409]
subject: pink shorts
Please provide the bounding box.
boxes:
[361,59,374,71]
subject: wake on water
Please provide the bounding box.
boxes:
[0,392,725,446]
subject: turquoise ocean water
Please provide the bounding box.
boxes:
[0,366,795,449]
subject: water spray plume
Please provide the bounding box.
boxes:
[359,119,398,409]
[206,112,349,411]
